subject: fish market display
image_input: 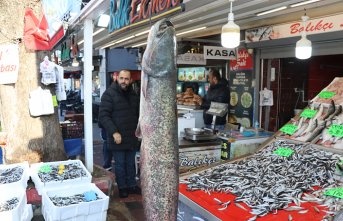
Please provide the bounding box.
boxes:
[0,197,19,212]
[38,162,88,183]
[49,193,101,207]
[281,100,343,147]
[312,77,343,105]
[0,166,23,184]
[317,106,343,149]
[182,140,342,219]
[136,19,179,220]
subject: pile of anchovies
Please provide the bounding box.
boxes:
[182,140,342,219]
[49,193,101,207]
[38,162,88,183]
[0,197,19,212]
[0,166,24,184]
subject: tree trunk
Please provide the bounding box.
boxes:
[0,0,67,163]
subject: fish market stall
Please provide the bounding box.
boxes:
[177,78,343,221]
[179,128,222,173]
[218,129,273,160]
[178,138,343,221]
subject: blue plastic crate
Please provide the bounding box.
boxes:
[63,138,82,157]
[0,147,2,164]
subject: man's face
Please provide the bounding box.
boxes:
[118,71,131,90]
[208,72,215,86]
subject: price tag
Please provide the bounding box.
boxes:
[300,109,317,119]
[273,147,294,157]
[84,191,97,202]
[279,124,298,135]
[39,165,51,173]
[318,91,336,99]
[324,188,343,199]
[328,124,343,137]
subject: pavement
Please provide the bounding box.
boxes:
[31,123,145,221]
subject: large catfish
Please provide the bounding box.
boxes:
[136,19,179,220]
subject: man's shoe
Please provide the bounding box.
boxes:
[128,186,141,195]
[118,188,128,198]
[103,166,112,171]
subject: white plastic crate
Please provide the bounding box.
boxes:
[0,188,26,221]
[30,160,92,195]
[0,161,29,191]
[42,183,109,221]
[21,204,33,221]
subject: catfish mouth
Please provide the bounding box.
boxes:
[156,20,173,38]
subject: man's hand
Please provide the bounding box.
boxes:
[113,132,122,144]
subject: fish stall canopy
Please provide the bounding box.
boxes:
[178,77,343,221]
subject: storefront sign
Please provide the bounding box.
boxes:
[230,48,253,71]
[245,13,343,43]
[0,44,19,84]
[204,46,236,60]
[109,0,183,33]
[177,53,206,65]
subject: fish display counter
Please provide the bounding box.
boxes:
[179,136,222,174]
[178,138,343,221]
[218,129,273,160]
[277,77,343,153]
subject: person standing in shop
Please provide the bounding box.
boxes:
[98,72,119,171]
[196,69,230,130]
[98,69,141,198]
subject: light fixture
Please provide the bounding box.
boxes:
[221,0,240,48]
[77,28,105,45]
[290,0,320,8]
[100,35,135,49]
[97,14,110,27]
[132,42,147,48]
[176,27,207,36]
[135,29,150,36]
[72,57,79,67]
[295,15,312,59]
[256,6,287,16]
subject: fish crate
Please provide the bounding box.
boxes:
[60,121,84,139]
[0,161,29,191]
[0,188,26,221]
[22,204,33,221]
[41,183,109,221]
[30,160,92,195]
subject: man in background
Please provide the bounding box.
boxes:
[98,72,119,171]
[197,69,230,130]
[99,70,140,198]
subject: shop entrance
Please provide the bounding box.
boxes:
[260,54,343,132]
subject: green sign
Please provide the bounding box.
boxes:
[300,109,317,119]
[324,188,343,199]
[279,124,298,135]
[318,91,336,99]
[39,165,52,173]
[274,147,294,157]
[328,124,343,137]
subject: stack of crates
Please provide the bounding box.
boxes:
[60,121,84,158]
[30,160,109,221]
[0,162,32,221]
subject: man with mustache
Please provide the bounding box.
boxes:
[99,69,141,198]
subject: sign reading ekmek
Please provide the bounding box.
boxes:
[204,46,237,60]
[109,0,183,33]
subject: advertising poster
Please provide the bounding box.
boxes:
[229,49,254,128]
[178,67,207,82]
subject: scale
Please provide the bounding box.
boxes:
[183,128,218,141]
[206,102,228,130]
